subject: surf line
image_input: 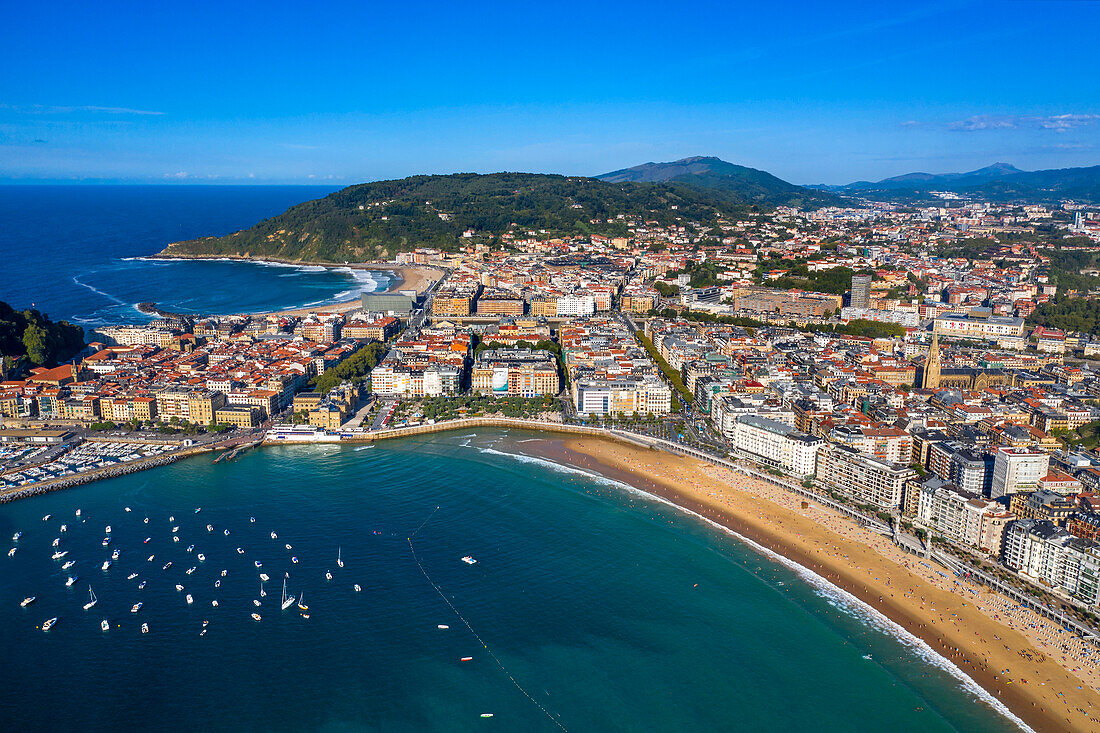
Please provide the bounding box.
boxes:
[407,530,567,731]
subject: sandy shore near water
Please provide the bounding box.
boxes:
[531,435,1100,733]
[248,265,440,318]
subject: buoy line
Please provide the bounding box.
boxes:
[407,533,568,731]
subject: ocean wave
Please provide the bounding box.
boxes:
[474,444,1034,732]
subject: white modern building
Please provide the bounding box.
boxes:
[991,447,1049,499]
[816,444,915,510]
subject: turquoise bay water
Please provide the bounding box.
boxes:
[0,431,1022,732]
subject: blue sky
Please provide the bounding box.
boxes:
[2,0,1098,184]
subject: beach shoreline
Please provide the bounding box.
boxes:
[524,434,1100,733]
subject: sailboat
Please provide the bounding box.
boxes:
[297,593,308,611]
[259,580,267,598]
[337,547,343,568]
[83,586,97,611]
[280,577,296,611]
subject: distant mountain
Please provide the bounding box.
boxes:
[159,172,769,263]
[830,162,1100,202]
[597,156,844,208]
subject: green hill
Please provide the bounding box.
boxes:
[159,170,822,263]
[597,156,845,208]
[0,301,85,370]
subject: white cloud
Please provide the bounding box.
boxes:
[0,103,164,116]
[949,113,1099,133]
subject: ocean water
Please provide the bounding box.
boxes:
[0,430,1024,732]
[0,185,394,326]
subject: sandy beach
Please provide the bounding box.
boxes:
[241,264,439,318]
[539,435,1100,732]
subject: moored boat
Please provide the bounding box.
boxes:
[131,602,142,613]
[83,586,97,611]
[42,617,57,632]
[101,619,110,631]
[20,596,35,607]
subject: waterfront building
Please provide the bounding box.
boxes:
[817,443,915,510]
[730,415,822,477]
[471,348,559,397]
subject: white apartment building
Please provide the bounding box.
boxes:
[574,376,671,417]
[933,314,1025,340]
[816,444,915,510]
[1002,519,1100,606]
[916,480,1013,553]
[556,295,597,317]
[731,415,822,477]
[991,447,1049,499]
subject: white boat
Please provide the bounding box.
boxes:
[143,517,149,524]
[138,581,147,589]
[259,580,267,598]
[251,612,262,622]
[143,537,151,543]
[211,600,219,607]
[7,548,15,558]
[42,617,57,632]
[354,584,361,592]
[215,580,221,588]
[104,525,111,534]
[42,514,50,521]
[101,619,110,631]
[220,569,227,577]
[285,544,292,550]
[270,532,277,539]
[60,524,67,532]
[75,509,81,517]
[162,561,172,570]
[101,560,111,571]
[52,538,60,547]
[62,561,74,570]
[101,537,110,547]
[186,567,196,575]
[12,532,21,542]
[259,573,269,582]
[337,547,343,568]
[297,593,308,611]
[437,624,449,630]
[249,517,255,523]
[173,536,180,543]
[169,516,174,522]
[224,529,230,536]
[186,594,193,605]
[125,507,131,512]
[175,584,184,592]
[112,549,120,560]
[172,526,179,533]
[461,556,477,565]
[83,586,97,611]
[254,561,262,568]
[460,656,473,662]
[280,578,296,611]
[131,602,142,613]
[186,545,194,553]
[20,596,35,607]
[197,554,206,562]
[147,555,155,562]
[206,525,213,532]
[127,573,138,580]
[65,576,77,587]
[141,623,149,634]
[253,599,261,607]
[236,548,244,555]
[194,508,201,514]
[291,556,298,564]
[325,571,332,581]
[51,550,68,560]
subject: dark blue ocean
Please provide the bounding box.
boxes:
[0,431,1025,732]
[0,185,394,326]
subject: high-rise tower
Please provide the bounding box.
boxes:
[922,333,942,390]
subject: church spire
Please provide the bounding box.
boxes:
[922,332,941,390]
